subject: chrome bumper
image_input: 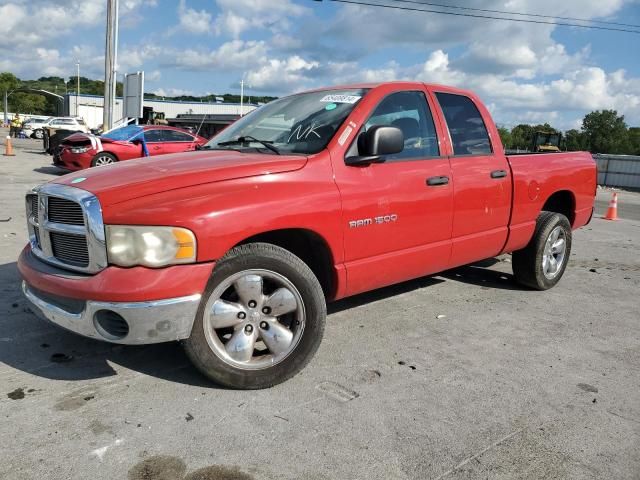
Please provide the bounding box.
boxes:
[22,282,201,345]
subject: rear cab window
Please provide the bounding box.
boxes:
[435,92,492,156]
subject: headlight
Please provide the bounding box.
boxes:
[70,147,89,154]
[106,225,197,267]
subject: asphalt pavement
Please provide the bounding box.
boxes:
[1,135,639,479]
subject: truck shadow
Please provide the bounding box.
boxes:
[329,257,524,314]
[438,258,526,291]
[1,257,523,387]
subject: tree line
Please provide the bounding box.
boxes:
[498,110,640,155]
[0,72,276,116]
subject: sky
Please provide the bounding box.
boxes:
[1,0,639,130]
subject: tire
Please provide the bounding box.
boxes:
[512,211,572,290]
[34,129,44,139]
[90,152,118,167]
[184,242,326,389]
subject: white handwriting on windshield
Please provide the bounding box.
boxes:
[288,122,322,143]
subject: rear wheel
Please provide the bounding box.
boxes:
[512,211,572,290]
[184,243,326,389]
[90,152,117,167]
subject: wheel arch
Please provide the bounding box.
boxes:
[541,190,576,226]
[233,228,337,300]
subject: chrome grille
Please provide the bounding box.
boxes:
[47,197,85,225]
[25,184,107,273]
[26,194,41,249]
[50,232,90,267]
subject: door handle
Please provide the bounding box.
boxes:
[490,169,507,179]
[426,176,449,186]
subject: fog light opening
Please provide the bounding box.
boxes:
[94,310,130,340]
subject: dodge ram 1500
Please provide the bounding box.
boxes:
[18,82,596,389]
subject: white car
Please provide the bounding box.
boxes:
[22,116,53,139]
[32,117,90,138]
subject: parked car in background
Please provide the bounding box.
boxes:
[33,117,90,139]
[21,116,53,138]
[53,124,208,171]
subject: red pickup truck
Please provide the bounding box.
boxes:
[18,82,596,389]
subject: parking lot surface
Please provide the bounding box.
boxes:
[1,135,639,479]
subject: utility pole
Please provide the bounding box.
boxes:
[240,78,244,117]
[76,61,80,116]
[103,0,119,131]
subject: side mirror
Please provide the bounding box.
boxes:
[345,126,404,166]
[131,138,142,145]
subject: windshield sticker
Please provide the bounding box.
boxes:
[288,122,323,143]
[325,103,337,111]
[320,94,361,104]
[337,126,353,146]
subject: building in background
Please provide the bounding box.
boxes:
[64,93,258,137]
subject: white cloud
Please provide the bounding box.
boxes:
[153,87,194,97]
[213,0,308,37]
[171,0,214,35]
[245,56,319,92]
[172,40,268,71]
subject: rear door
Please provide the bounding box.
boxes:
[144,129,197,155]
[432,90,511,267]
[332,87,454,296]
[159,129,199,154]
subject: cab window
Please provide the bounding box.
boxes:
[435,93,492,156]
[361,91,440,161]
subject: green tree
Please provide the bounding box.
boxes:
[581,110,629,154]
[564,129,586,151]
[497,126,512,149]
[510,124,535,150]
[627,127,640,155]
[10,92,48,114]
[0,71,20,93]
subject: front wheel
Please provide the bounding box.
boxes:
[184,243,326,389]
[90,152,117,167]
[34,129,44,139]
[512,211,572,290]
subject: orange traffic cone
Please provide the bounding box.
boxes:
[603,192,618,221]
[3,136,15,156]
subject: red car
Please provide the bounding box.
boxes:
[53,125,208,171]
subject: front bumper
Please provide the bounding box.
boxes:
[18,246,215,344]
[23,281,201,344]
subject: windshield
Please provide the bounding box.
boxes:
[102,125,144,141]
[205,89,368,155]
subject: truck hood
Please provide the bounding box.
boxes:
[53,150,308,206]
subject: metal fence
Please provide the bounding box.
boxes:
[594,154,640,189]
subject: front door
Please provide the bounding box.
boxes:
[332,88,454,296]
